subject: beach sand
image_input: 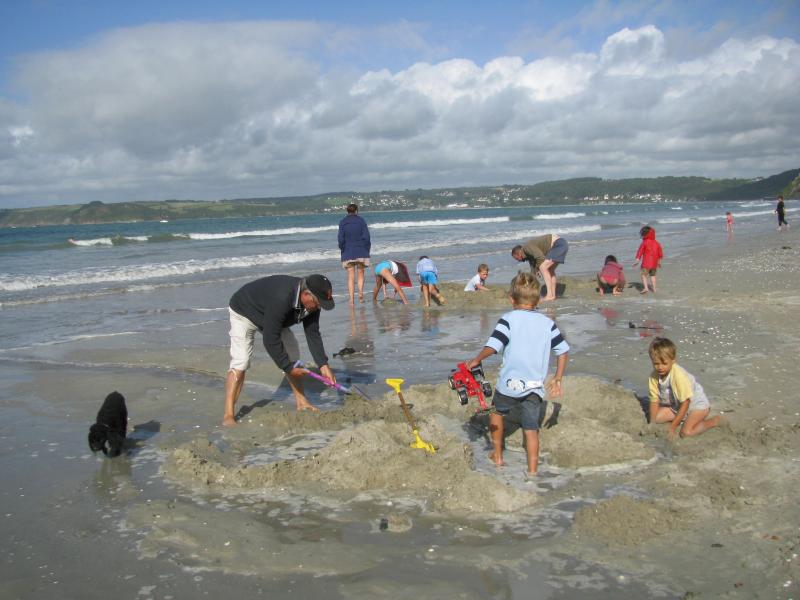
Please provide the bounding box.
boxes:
[2,226,799,599]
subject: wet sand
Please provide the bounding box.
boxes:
[2,225,799,599]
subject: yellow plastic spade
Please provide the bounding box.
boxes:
[385,378,436,453]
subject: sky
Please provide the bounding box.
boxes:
[0,1,798,208]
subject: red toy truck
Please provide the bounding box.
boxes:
[448,362,492,412]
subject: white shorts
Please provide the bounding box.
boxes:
[228,308,299,371]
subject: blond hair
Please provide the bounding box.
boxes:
[648,337,677,362]
[509,271,541,306]
[477,263,489,273]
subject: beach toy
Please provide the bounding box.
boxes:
[297,361,372,400]
[448,362,492,412]
[385,378,436,454]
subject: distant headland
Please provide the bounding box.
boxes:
[1,168,797,228]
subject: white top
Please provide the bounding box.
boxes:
[464,273,485,291]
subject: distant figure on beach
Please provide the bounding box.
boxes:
[775,195,789,231]
[338,203,371,305]
[633,226,663,294]
[725,211,734,235]
[372,260,410,304]
[416,256,446,307]
[647,337,721,439]
[597,255,625,296]
[464,263,490,291]
[465,271,569,478]
[222,274,336,426]
[511,234,569,301]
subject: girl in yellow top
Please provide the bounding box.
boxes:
[648,337,721,439]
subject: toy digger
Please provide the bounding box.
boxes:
[448,362,492,412]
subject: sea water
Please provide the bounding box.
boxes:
[0,200,782,351]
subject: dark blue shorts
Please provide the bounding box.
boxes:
[492,390,543,431]
[545,238,568,264]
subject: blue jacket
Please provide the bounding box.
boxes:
[338,214,371,261]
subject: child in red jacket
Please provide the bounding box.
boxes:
[633,226,663,294]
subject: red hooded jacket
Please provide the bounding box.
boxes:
[636,228,663,270]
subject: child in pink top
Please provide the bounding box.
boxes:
[597,255,625,295]
[633,226,663,294]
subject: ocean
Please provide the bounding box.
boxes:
[0,199,781,351]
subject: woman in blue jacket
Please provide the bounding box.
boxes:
[338,203,371,304]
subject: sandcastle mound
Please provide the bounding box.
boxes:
[162,376,654,514]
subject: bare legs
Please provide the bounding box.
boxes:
[488,412,506,466]
[222,366,318,426]
[597,275,625,296]
[489,412,540,475]
[346,266,356,305]
[285,371,318,411]
[640,272,656,294]
[523,429,540,475]
[223,368,246,426]
[539,259,558,301]
[651,406,721,437]
[372,269,409,304]
[356,265,365,302]
[680,409,721,437]
[346,265,367,305]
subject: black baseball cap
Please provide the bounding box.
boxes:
[305,274,335,310]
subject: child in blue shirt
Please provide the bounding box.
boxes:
[416,256,446,307]
[465,271,569,477]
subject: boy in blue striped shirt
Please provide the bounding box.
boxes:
[466,271,569,477]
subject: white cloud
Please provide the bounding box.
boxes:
[1,22,799,207]
[600,25,665,75]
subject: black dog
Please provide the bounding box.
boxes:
[88,391,128,457]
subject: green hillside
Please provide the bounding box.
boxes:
[706,168,800,200]
[1,169,795,228]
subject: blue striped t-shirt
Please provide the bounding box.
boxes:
[485,309,570,398]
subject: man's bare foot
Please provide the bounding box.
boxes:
[222,415,237,427]
[488,452,505,467]
[296,402,319,412]
[640,289,648,295]
[541,296,556,302]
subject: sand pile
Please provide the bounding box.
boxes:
[544,377,655,468]
[163,375,656,514]
[435,276,607,310]
[164,417,536,514]
[572,494,685,546]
